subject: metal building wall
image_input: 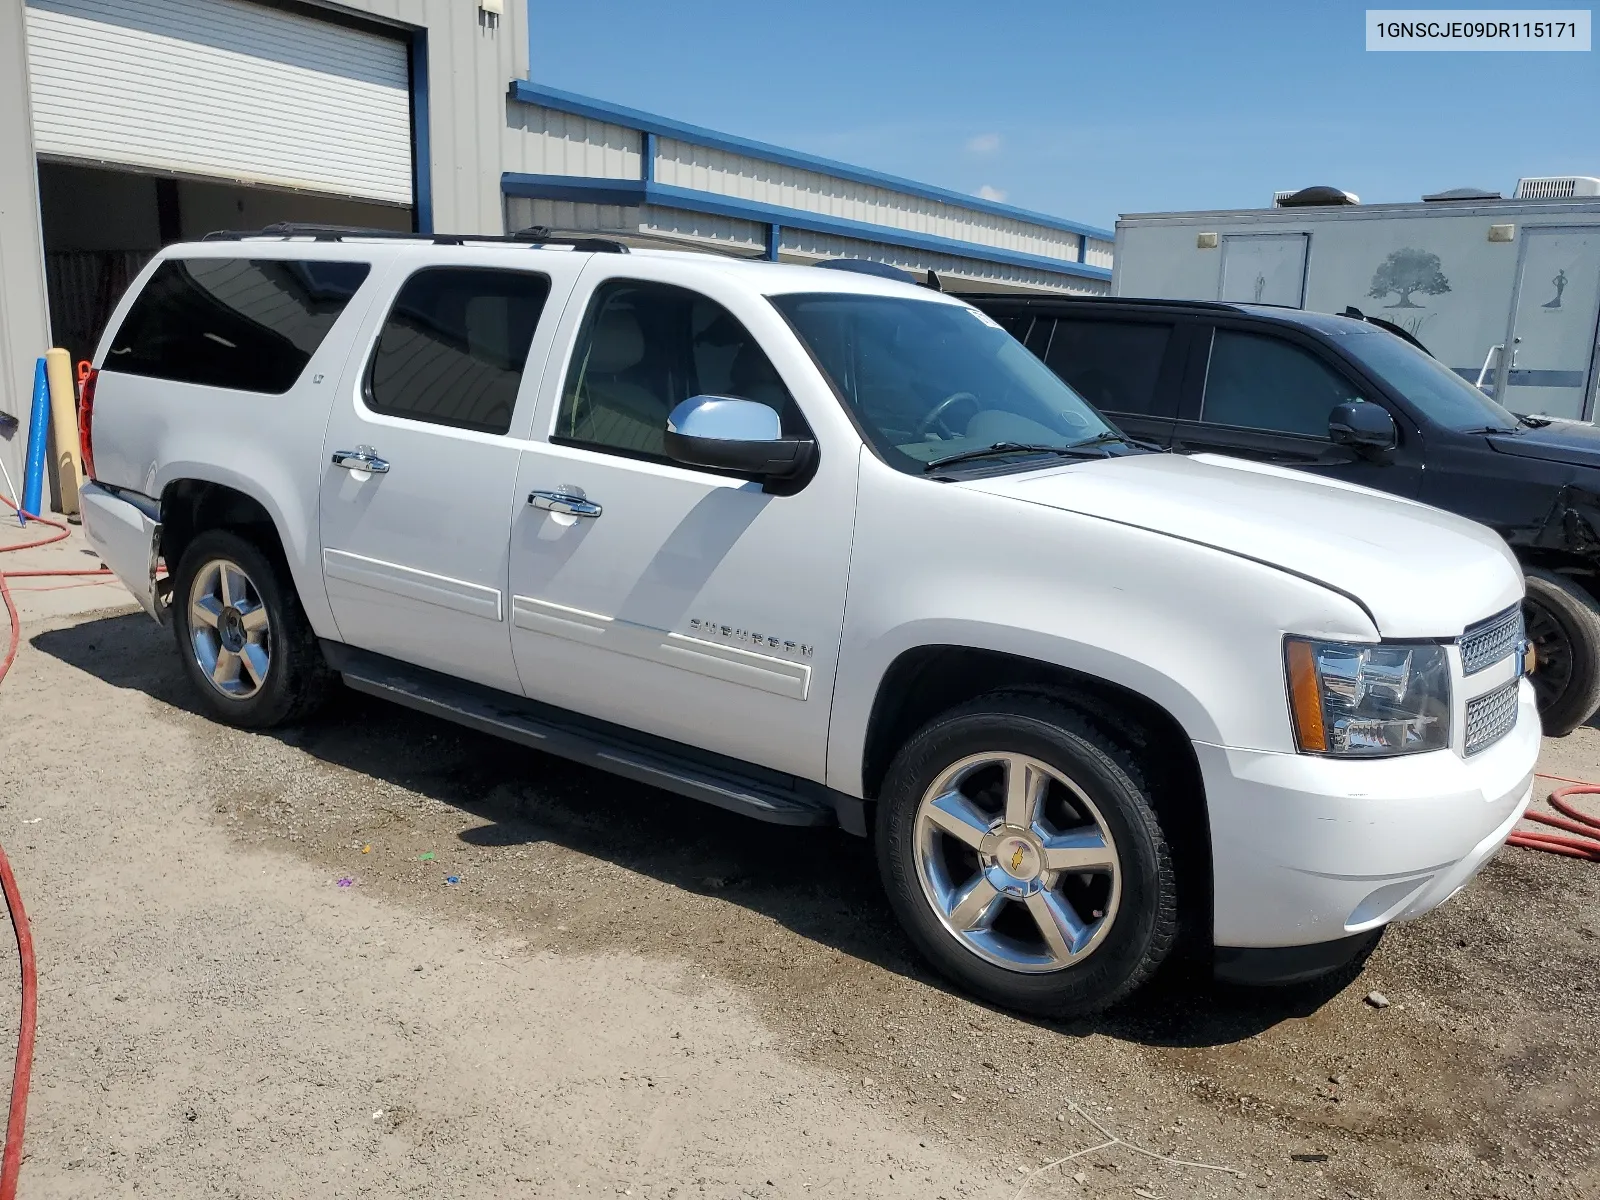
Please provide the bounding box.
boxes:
[652,138,1085,266]
[500,84,1114,296]
[503,102,638,179]
[0,0,51,498]
[333,0,528,234]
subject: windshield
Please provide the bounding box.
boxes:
[1337,325,1520,432]
[769,293,1116,472]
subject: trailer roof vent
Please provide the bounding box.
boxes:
[1514,176,1600,200]
[1273,185,1360,208]
[1422,186,1502,202]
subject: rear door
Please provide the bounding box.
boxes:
[1171,322,1424,496]
[318,251,585,692]
[1016,311,1189,447]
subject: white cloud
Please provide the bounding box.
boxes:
[976,185,1008,202]
[965,132,1001,154]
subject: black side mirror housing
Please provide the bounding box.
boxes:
[663,396,816,479]
[1328,401,1397,452]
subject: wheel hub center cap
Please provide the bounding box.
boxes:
[979,827,1044,894]
[219,607,246,652]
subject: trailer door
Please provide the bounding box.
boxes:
[1501,228,1600,420]
[1218,233,1309,308]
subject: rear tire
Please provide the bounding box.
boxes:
[1523,568,1600,737]
[875,692,1177,1019]
[171,529,331,729]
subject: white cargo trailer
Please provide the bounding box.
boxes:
[1113,181,1600,420]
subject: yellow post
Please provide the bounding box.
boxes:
[44,347,80,516]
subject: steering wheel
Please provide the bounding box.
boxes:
[914,391,981,440]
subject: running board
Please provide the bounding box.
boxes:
[324,643,856,831]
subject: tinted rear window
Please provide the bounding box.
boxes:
[365,267,552,436]
[105,258,369,393]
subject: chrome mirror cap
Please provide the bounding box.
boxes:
[666,395,783,442]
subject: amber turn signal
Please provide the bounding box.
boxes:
[1285,638,1328,753]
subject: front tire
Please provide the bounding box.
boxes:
[1523,568,1600,737]
[876,693,1177,1019]
[171,529,331,729]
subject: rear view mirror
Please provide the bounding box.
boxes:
[1328,401,1396,452]
[664,396,815,479]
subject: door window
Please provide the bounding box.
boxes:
[1201,329,1361,437]
[1038,318,1174,416]
[366,267,552,435]
[105,257,370,393]
[556,279,796,459]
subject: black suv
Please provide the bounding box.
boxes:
[963,294,1600,736]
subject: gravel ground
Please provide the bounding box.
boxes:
[0,592,1595,1199]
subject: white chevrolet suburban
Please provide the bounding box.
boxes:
[78,227,1540,1017]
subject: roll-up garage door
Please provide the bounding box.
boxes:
[25,0,413,205]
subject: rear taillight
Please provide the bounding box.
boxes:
[77,367,98,481]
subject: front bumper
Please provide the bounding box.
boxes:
[79,481,163,621]
[1200,679,1539,949]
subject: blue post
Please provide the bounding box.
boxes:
[20,357,49,524]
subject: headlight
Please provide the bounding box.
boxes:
[1285,637,1451,757]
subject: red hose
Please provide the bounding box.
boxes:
[0,492,50,1200]
[1508,783,1600,861]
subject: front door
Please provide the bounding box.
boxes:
[1170,324,1424,497]
[319,253,582,692]
[507,269,857,781]
[1500,227,1600,419]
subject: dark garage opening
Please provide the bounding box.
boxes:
[37,160,413,366]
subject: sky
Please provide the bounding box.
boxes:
[525,0,1597,231]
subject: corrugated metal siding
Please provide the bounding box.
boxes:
[25,0,413,204]
[503,103,639,178]
[1085,238,1114,270]
[506,196,645,237]
[778,228,1107,295]
[652,138,1085,264]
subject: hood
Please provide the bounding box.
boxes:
[958,452,1522,638]
[1487,419,1600,470]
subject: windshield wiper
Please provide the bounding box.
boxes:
[922,442,1088,473]
[1066,430,1161,452]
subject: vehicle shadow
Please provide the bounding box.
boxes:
[32,611,1357,1049]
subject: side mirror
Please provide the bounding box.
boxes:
[663,396,815,479]
[1328,401,1396,452]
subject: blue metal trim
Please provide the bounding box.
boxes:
[409,30,432,233]
[1077,235,1087,264]
[641,130,656,184]
[765,223,781,262]
[507,80,1114,242]
[500,173,1113,281]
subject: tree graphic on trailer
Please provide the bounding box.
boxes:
[1368,249,1451,309]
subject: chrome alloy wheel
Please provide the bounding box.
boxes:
[912,752,1122,973]
[187,558,271,700]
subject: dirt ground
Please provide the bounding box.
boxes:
[0,542,1596,1198]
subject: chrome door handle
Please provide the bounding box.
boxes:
[331,447,389,474]
[528,490,602,518]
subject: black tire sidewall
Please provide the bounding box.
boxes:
[1523,568,1600,737]
[171,530,309,729]
[876,697,1174,1018]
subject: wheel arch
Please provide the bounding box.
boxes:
[156,467,335,638]
[859,643,1214,950]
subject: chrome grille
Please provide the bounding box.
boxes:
[1464,681,1520,756]
[1459,606,1523,675]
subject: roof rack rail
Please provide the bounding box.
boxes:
[202,222,629,253]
